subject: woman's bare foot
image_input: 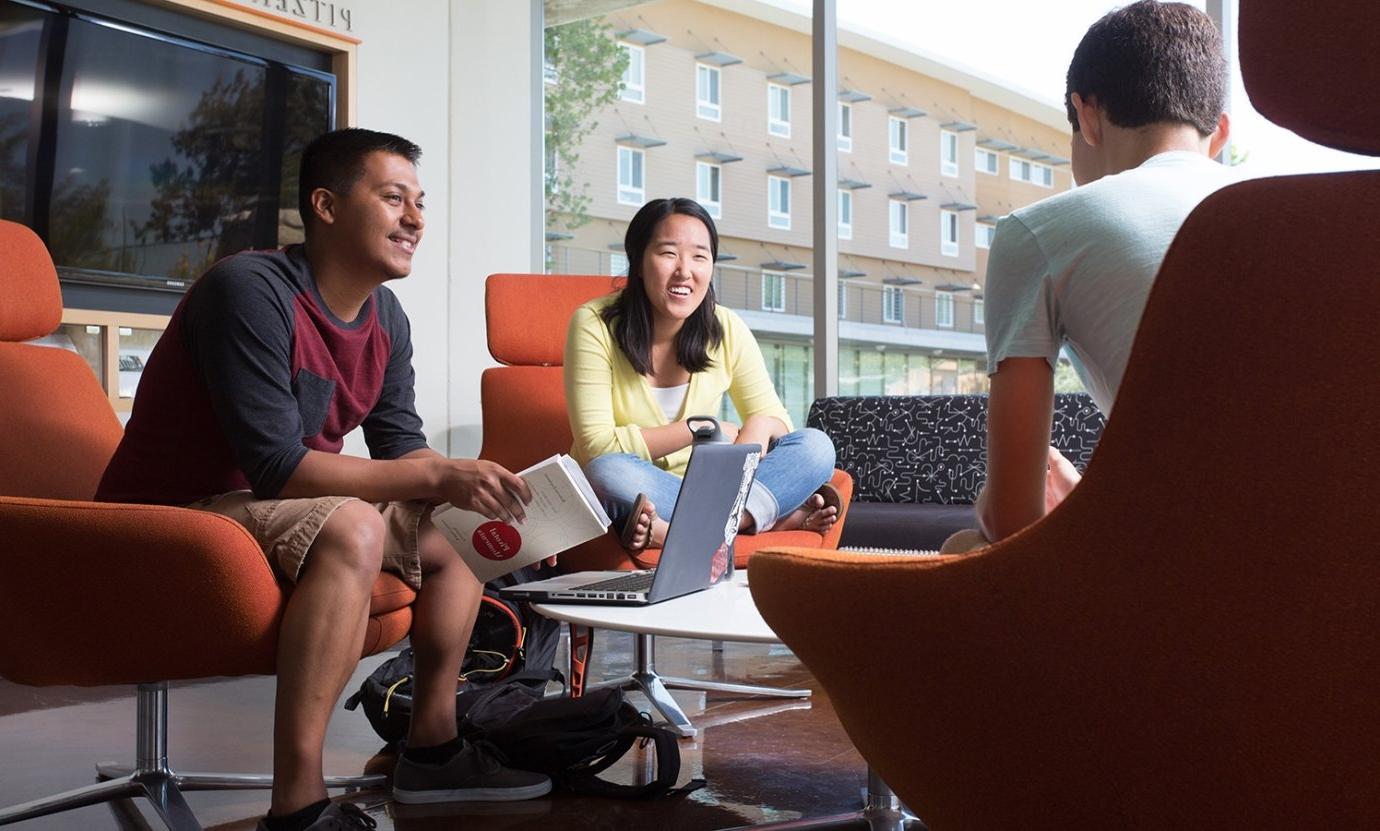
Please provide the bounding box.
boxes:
[772,492,838,534]
[620,496,667,553]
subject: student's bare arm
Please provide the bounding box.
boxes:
[980,357,1055,542]
[278,448,532,524]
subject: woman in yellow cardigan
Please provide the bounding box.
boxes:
[565,197,839,552]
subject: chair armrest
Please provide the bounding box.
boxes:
[0,496,286,685]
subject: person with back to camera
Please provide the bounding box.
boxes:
[564,197,840,556]
[942,0,1235,553]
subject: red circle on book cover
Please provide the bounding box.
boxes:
[472,522,522,561]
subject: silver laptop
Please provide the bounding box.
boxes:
[499,442,760,606]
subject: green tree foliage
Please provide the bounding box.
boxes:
[544,18,628,232]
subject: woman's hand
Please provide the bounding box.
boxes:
[1045,445,1081,514]
[719,421,740,442]
[735,414,787,455]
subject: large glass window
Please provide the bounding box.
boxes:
[0,2,333,290]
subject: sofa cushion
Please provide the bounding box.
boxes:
[808,393,1105,504]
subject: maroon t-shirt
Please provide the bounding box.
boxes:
[97,246,428,505]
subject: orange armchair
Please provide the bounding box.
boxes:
[748,1,1380,827]
[0,220,414,828]
[480,272,852,571]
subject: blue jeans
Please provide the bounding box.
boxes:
[583,428,837,533]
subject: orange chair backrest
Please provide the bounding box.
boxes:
[0,221,123,500]
[479,274,621,471]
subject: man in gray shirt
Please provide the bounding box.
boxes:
[947,1,1234,551]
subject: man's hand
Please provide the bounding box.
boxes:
[1045,445,1082,514]
[437,459,532,525]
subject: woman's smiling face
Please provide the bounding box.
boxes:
[640,212,715,331]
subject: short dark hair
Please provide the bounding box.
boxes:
[1065,1,1225,135]
[602,198,724,376]
[298,128,422,229]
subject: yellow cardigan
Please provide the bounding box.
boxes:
[564,294,792,477]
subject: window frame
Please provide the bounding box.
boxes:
[768,174,791,230]
[696,161,722,219]
[838,101,853,152]
[883,285,905,324]
[696,63,721,121]
[761,270,786,312]
[975,147,999,175]
[838,280,848,319]
[888,116,908,165]
[1010,156,1054,188]
[974,297,985,326]
[976,222,996,249]
[940,209,959,257]
[940,129,959,177]
[767,82,791,138]
[619,42,645,104]
[838,189,853,240]
[935,290,955,328]
[888,199,908,248]
[617,145,645,206]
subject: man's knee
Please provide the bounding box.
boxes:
[307,500,386,580]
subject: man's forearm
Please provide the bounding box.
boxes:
[277,449,444,503]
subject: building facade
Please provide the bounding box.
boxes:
[545,0,1075,426]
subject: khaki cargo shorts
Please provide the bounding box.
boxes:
[188,491,428,589]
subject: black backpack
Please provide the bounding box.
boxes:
[460,682,685,799]
[344,570,561,743]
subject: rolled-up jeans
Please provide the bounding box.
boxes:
[582,427,836,533]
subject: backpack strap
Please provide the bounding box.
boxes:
[559,722,682,800]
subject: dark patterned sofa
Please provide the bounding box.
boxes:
[807,394,1106,550]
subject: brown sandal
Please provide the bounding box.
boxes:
[619,493,656,552]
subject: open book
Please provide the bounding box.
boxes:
[430,454,612,583]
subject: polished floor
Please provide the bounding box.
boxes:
[0,632,874,830]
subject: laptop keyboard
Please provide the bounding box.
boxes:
[575,571,656,593]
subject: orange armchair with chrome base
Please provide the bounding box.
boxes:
[748,0,1380,827]
[479,273,852,572]
[0,220,415,830]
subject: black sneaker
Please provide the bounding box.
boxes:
[392,741,552,804]
[254,801,377,830]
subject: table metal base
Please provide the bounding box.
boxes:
[581,632,811,738]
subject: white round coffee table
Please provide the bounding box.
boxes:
[531,571,811,737]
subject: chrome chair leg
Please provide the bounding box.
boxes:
[718,767,925,831]
[0,682,384,830]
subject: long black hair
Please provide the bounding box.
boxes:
[602,197,724,376]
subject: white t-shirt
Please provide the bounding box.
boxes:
[984,151,1236,414]
[649,383,688,422]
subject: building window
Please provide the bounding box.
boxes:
[617,146,645,205]
[935,291,955,328]
[768,175,791,230]
[619,43,644,103]
[1010,157,1054,187]
[609,251,629,276]
[838,101,853,152]
[976,222,996,249]
[762,270,786,312]
[889,116,908,165]
[767,83,790,137]
[941,210,960,256]
[838,281,848,318]
[975,147,999,175]
[974,297,985,325]
[696,162,722,219]
[697,64,721,121]
[889,200,908,248]
[838,190,853,240]
[883,286,905,324]
[940,130,959,177]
